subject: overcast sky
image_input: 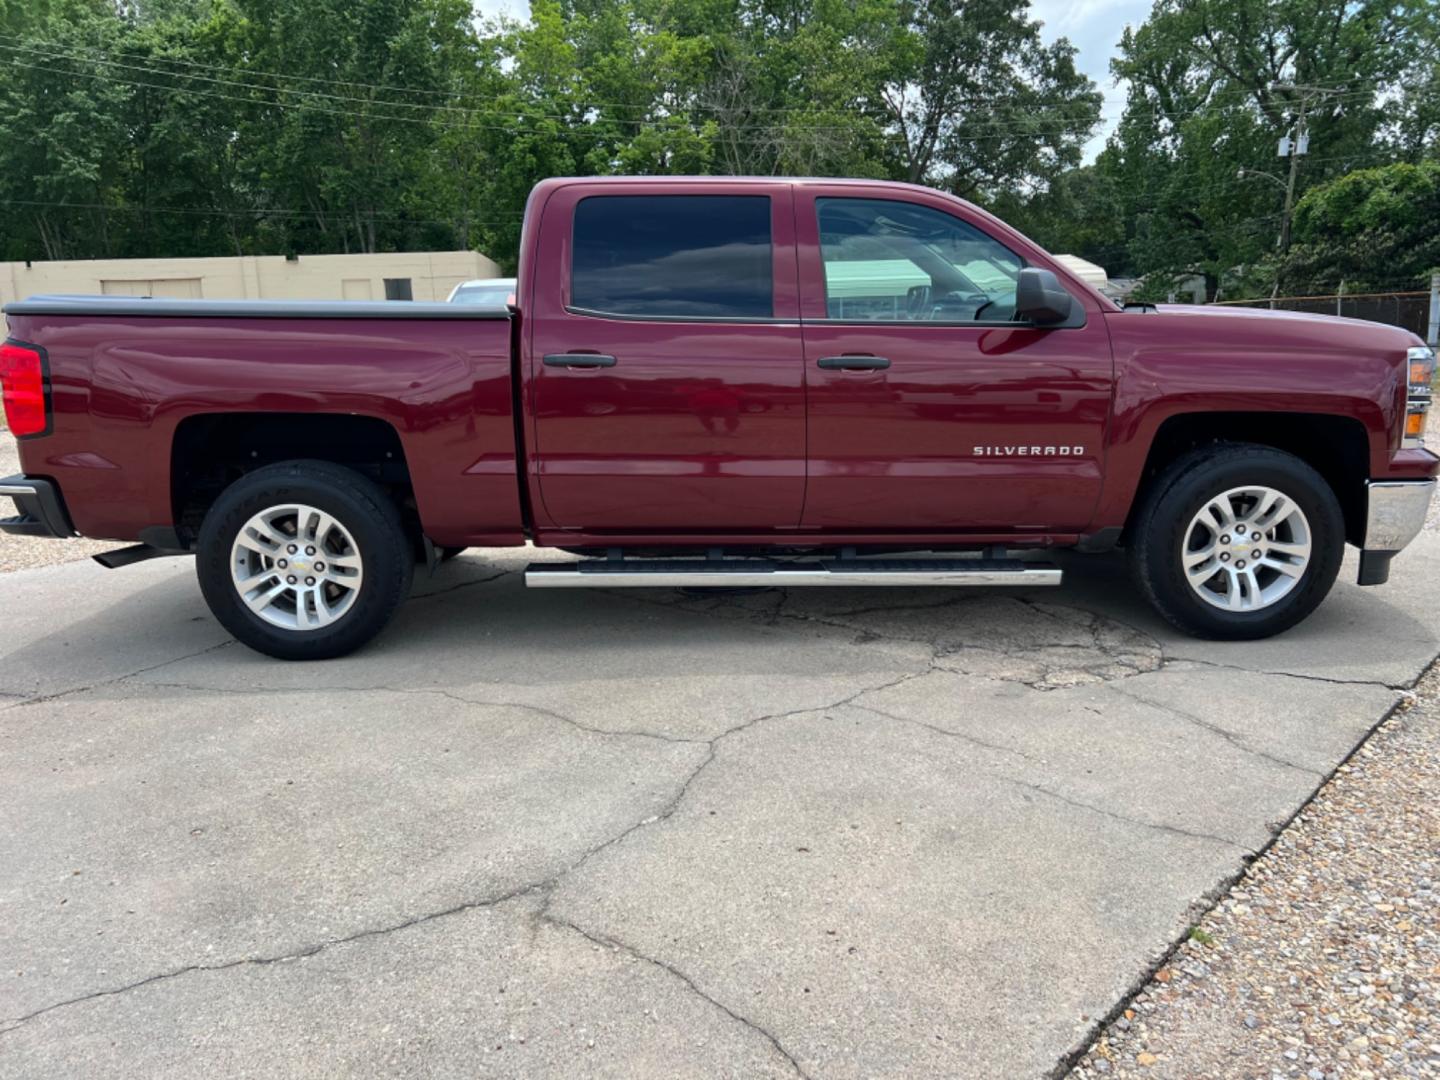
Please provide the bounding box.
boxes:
[472,0,1152,162]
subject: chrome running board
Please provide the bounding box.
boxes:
[524,557,1062,589]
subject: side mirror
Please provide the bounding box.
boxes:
[1015,267,1074,326]
[904,284,931,316]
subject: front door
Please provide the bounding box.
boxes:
[795,188,1114,532]
[527,183,805,532]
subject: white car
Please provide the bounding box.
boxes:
[447,277,516,306]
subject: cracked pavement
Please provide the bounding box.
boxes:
[1,534,1438,1077]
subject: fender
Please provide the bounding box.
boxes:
[1089,305,1411,531]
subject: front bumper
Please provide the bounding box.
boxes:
[1357,478,1435,585]
[0,475,77,539]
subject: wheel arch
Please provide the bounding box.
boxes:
[1122,412,1371,547]
[170,412,416,548]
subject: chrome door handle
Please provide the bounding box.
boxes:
[543,353,618,368]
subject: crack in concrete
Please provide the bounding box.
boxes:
[616,586,1170,693]
[0,640,236,715]
[852,700,1050,767]
[1103,683,1325,777]
[597,586,950,651]
[804,595,977,620]
[5,575,1421,1064]
[0,665,925,1052]
[849,703,1254,852]
[0,880,546,1035]
[409,568,512,602]
[1046,666,1431,1080]
[1163,653,1426,692]
[1008,776,1255,852]
[624,583,1421,707]
[137,680,705,745]
[532,668,931,903]
[546,914,813,1079]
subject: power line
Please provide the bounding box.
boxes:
[0,44,1124,138]
[18,34,1417,118]
[2,39,1110,130]
[9,36,1418,133]
[0,54,1117,142]
[3,36,1122,120]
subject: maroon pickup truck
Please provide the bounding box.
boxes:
[2,177,1436,659]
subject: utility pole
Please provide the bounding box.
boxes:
[1276,93,1310,254]
[1271,84,1341,254]
[1236,164,1289,257]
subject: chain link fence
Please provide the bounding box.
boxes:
[1209,289,1435,340]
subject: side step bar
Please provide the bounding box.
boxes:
[525,557,1062,589]
[92,543,188,570]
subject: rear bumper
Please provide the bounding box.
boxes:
[1357,478,1435,586]
[0,475,77,539]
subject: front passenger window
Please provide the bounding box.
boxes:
[817,198,1022,322]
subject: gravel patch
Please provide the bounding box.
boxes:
[0,429,117,573]
[1068,476,1440,1080]
[1068,667,1440,1080]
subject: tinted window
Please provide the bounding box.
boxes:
[572,195,773,318]
[817,198,1022,322]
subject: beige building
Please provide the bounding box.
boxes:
[0,250,502,306]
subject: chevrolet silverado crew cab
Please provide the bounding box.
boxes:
[2,177,1436,659]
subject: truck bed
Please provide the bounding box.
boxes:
[3,296,523,548]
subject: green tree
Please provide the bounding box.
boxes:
[1100,0,1425,296]
[1278,160,1440,290]
[992,165,1128,271]
[0,1,132,260]
[226,0,480,254]
[879,0,1101,199]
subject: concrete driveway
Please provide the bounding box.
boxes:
[1,538,1436,1078]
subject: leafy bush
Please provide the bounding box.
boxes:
[1279,162,1440,292]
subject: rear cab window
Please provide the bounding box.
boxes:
[570,195,774,320]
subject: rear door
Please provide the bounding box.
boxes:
[795,186,1113,532]
[527,183,805,532]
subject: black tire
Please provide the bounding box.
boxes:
[196,460,414,660]
[1128,443,1345,640]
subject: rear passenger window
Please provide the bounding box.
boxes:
[571,195,773,319]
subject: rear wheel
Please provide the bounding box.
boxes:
[1129,444,1345,640]
[197,460,413,659]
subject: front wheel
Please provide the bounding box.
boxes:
[196,460,414,660]
[1129,444,1345,640]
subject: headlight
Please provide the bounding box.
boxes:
[1405,345,1435,448]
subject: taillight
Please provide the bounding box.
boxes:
[0,339,50,438]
